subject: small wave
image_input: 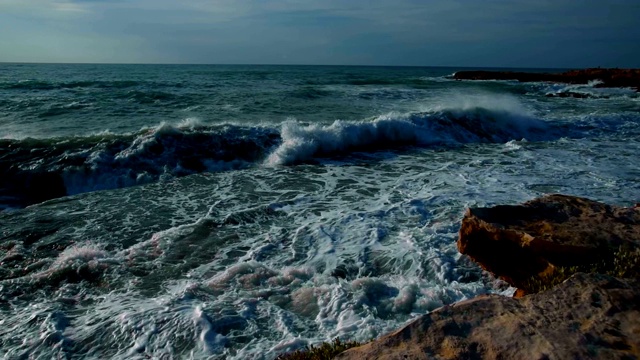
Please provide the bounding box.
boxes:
[286,87,334,100]
[93,80,142,89]
[347,77,431,88]
[357,88,415,100]
[37,101,93,117]
[348,78,395,86]
[0,79,143,91]
[541,81,639,99]
[418,76,454,83]
[0,245,112,290]
[119,90,178,104]
[1,79,56,90]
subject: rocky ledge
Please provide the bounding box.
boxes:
[458,194,640,296]
[338,195,640,359]
[339,273,640,359]
[453,68,640,91]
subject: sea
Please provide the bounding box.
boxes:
[0,64,639,359]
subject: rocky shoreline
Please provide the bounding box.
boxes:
[453,68,640,91]
[336,195,640,359]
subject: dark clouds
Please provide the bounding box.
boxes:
[0,0,638,67]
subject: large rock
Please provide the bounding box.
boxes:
[337,273,640,359]
[457,194,640,293]
[332,195,640,360]
[453,68,640,90]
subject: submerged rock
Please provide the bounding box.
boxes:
[457,194,640,294]
[338,273,640,359]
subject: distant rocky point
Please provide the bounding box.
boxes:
[453,68,640,91]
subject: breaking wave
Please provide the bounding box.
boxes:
[7,97,633,209]
[265,105,548,166]
[0,123,280,209]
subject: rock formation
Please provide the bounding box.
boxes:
[453,68,640,91]
[338,273,640,360]
[457,194,640,294]
[334,195,640,359]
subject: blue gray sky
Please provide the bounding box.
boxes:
[1,0,639,67]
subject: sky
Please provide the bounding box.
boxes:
[1,0,639,68]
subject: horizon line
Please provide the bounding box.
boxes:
[0,61,586,70]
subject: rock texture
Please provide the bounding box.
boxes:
[338,273,640,360]
[333,195,640,360]
[453,68,640,90]
[457,194,640,292]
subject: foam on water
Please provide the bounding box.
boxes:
[536,80,639,99]
[431,92,532,114]
[0,121,281,208]
[52,245,108,266]
[265,95,548,166]
[2,128,640,358]
[2,64,640,359]
[0,156,511,358]
[6,85,638,211]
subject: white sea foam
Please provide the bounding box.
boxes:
[265,118,418,166]
[4,130,640,358]
[431,92,532,115]
[533,79,638,99]
[53,245,107,266]
[57,122,278,196]
[265,95,547,166]
[3,66,640,360]
[194,306,228,354]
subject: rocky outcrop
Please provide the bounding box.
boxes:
[337,273,640,360]
[333,195,640,360]
[457,194,640,294]
[453,68,640,90]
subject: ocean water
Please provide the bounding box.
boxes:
[0,64,639,359]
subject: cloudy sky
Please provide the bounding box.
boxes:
[1,0,639,68]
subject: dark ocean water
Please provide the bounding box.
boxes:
[1,64,639,359]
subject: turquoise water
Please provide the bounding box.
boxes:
[1,64,639,359]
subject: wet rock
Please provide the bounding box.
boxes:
[337,273,640,359]
[457,194,640,293]
[333,195,640,360]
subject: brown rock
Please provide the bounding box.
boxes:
[334,195,640,360]
[337,273,640,360]
[457,194,640,292]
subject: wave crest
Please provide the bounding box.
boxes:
[0,123,280,208]
[265,105,547,166]
[0,100,554,208]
